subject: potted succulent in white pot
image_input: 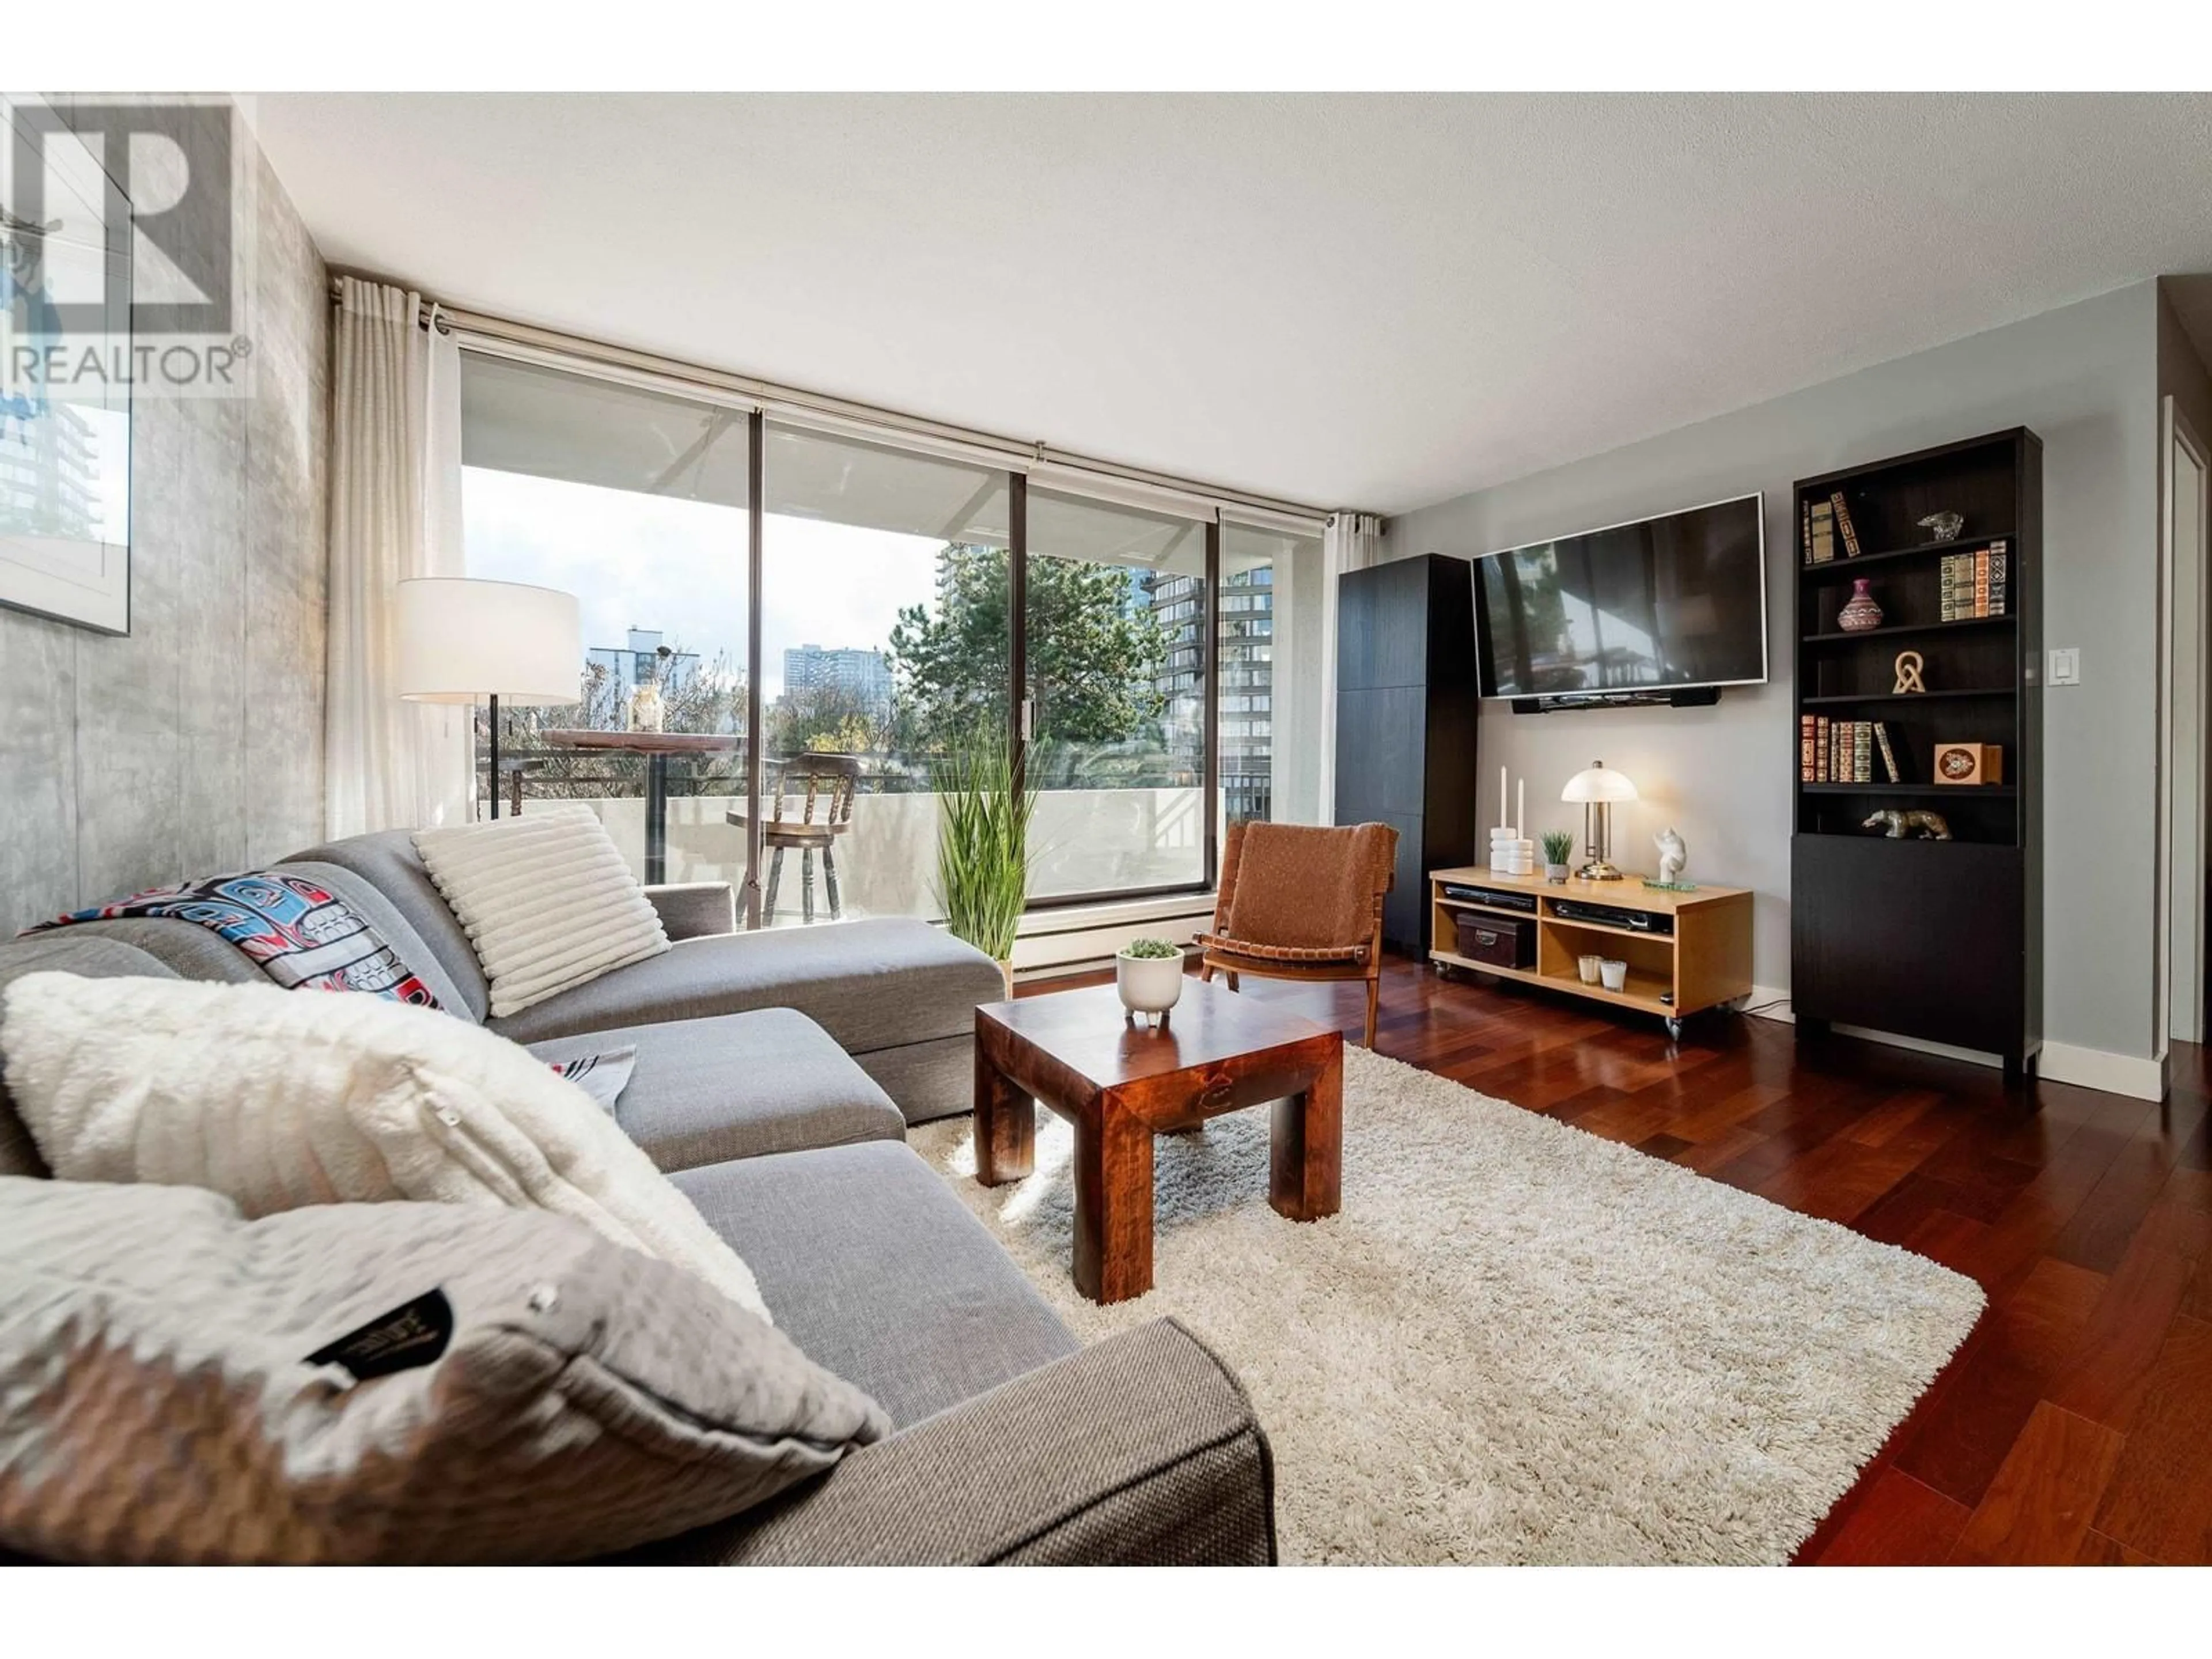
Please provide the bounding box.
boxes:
[1116,937,1185,1025]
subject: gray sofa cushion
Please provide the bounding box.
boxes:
[279,832,491,1021]
[487,918,1005,1054]
[527,1008,905,1172]
[14,916,262,986]
[851,1032,975,1127]
[0,1177,889,1564]
[633,1319,1277,1566]
[671,1141,1077,1427]
[0,935,183,1179]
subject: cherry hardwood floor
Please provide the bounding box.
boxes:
[1030,953,2212,1565]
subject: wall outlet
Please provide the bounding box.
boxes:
[2048,647,2081,687]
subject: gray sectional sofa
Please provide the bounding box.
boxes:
[0,831,1277,1566]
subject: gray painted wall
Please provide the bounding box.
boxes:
[1385,282,2161,1063]
[0,125,328,932]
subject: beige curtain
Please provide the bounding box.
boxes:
[324,278,472,837]
[1317,511,1387,824]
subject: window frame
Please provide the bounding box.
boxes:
[461,347,1279,920]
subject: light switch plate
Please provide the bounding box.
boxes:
[2049,647,2081,686]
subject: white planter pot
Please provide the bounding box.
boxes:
[1545,863,1571,884]
[1116,952,1185,1018]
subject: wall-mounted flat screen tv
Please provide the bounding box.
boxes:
[1470,492,1767,702]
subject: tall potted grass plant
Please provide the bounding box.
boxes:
[933,721,1036,995]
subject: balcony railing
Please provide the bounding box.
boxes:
[480,746,1271,922]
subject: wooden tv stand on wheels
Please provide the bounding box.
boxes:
[1426,866,1753,1040]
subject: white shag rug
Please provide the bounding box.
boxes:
[910,1045,1985,1565]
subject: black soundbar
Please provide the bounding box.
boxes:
[1509,686,1722,714]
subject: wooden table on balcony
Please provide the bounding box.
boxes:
[539,730,738,884]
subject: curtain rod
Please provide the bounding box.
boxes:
[329,271,1354,529]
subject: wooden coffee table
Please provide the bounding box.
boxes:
[973,979,1343,1304]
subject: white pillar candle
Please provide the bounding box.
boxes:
[1517,778,1525,838]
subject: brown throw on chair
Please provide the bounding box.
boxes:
[1196,820,1399,1047]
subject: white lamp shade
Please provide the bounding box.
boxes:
[1561,762,1638,804]
[395,578,583,706]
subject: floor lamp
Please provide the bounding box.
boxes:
[395,577,583,819]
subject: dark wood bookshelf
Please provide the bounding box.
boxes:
[1800,687,2013,707]
[1790,428,2041,1078]
[1799,782,2017,798]
[1801,613,2015,645]
[1798,528,2017,578]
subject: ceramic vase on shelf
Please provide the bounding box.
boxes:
[1836,578,1884,633]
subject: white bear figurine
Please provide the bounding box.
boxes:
[1655,827,1687,884]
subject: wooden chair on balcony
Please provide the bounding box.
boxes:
[1197,820,1400,1047]
[726,752,860,924]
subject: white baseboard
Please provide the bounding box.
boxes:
[2040,1041,2169,1101]
[1730,987,2167,1101]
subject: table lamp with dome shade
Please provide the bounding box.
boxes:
[1560,761,1638,880]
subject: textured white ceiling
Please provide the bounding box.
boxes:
[252,92,2212,513]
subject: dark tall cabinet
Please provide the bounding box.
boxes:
[1789,428,2043,1078]
[1335,555,1480,955]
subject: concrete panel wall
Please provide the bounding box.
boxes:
[1,119,327,930]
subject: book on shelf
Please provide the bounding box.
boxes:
[1853,721,1871,784]
[1873,722,1902,785]
[1830,491,1863,558]
[1815,714,1830,782]
[1800,500,1812,564]
[1936,543,2010,621]
[1799,713,1816,782]
[1806,499,1836,563]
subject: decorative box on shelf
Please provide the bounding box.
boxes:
[1933,741,2003,786]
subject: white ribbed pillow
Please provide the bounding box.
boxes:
[413,807,669,1018]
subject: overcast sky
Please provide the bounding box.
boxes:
[462,465,944,698]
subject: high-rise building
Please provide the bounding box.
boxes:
[586,628,700,710]
[783,643,893,715]
[1147,566,1274,824]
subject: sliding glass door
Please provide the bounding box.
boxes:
[457,347,1323,923]
[1220,521,1324,830]
[459,354,749,885]
[759,422,1010,923]
[1025,488,1210,900]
